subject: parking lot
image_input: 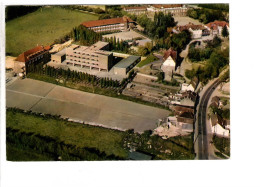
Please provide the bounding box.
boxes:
[6,79,170,132]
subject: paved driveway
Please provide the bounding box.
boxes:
[6,79,170,132]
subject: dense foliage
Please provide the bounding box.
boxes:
[222,25,229,37]
[103,36,129,53]
[187,7,227,24]
[70,25,102,46]
[155,30,192,51]
[185,48,229,83]
[188,36,222,62]
[137,12,176,39]
[5,6,41,21]
[197,4,229,12]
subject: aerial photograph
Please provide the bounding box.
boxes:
[5,4,230,161]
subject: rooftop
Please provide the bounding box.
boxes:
[163,48,177,61]
[16,45,51,63]
[114,55,140,69]
[128,151,152,160]
[82,16,134,28]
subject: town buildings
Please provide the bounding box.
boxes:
[81,16,135,33]
[51,41,113,72]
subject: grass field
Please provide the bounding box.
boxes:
[136,54,158,68]
[6,6,98,56]
[6,109,195,160]
[6,109,128,158]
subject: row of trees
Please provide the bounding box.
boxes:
[187,8,227,24]
[27,63,121,89]
[63,5,106,14]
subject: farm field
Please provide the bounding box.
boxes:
[5,6,98,56]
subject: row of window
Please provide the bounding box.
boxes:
[28,54,44,63]
[66,59,99,66]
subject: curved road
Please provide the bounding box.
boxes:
[196,79,222,159]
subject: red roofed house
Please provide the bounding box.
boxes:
[161,48,177,81]
[81,16,135,33]
[206,21,229,36]
[16,45,51,74]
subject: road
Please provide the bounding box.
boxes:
[195,79,222,159]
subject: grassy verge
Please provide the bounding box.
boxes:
[6,108,195,160]
[6,6,98,56]
[215,151,228,159]
[213,135,230,156]
[136,54,158,68]
[27,73,170,110]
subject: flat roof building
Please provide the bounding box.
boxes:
[114,55,141,76]
[51,41,114,72]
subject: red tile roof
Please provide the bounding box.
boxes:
[124,6,147,10]
[163,48,177,61]
[176,23,205,32]
[152,4,183,9]
[82,16,134,28]
[206,21,229,30]
[16,45,50,63]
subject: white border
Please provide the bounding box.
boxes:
[1,0,260,187]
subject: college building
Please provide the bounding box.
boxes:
[123,6,147,15]
[81,16,135,33]
[147,4,188,16]
[51,41,113,72]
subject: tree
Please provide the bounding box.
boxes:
[157,72,164,81]
[221,25,229,37]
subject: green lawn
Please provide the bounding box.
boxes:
[6,6,98,56]
[6,109,195,160]
[136,54,158,68]
[6,109,128,158]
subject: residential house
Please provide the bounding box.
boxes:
[169,23,210,39]
[206,21,229,36]
[161,48,177,81]
[181,77,199,92]
[210,113,230,137]
[169,90,197,107]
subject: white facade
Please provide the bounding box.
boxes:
[181,83,195,92]
[189,28,202,39]
[211,122,230,137]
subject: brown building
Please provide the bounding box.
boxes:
[81,16,135,33]
[51,41,113,72]
[16,45,51,74]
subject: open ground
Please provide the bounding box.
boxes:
[6,6,98,56]
[6,79,170,132]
